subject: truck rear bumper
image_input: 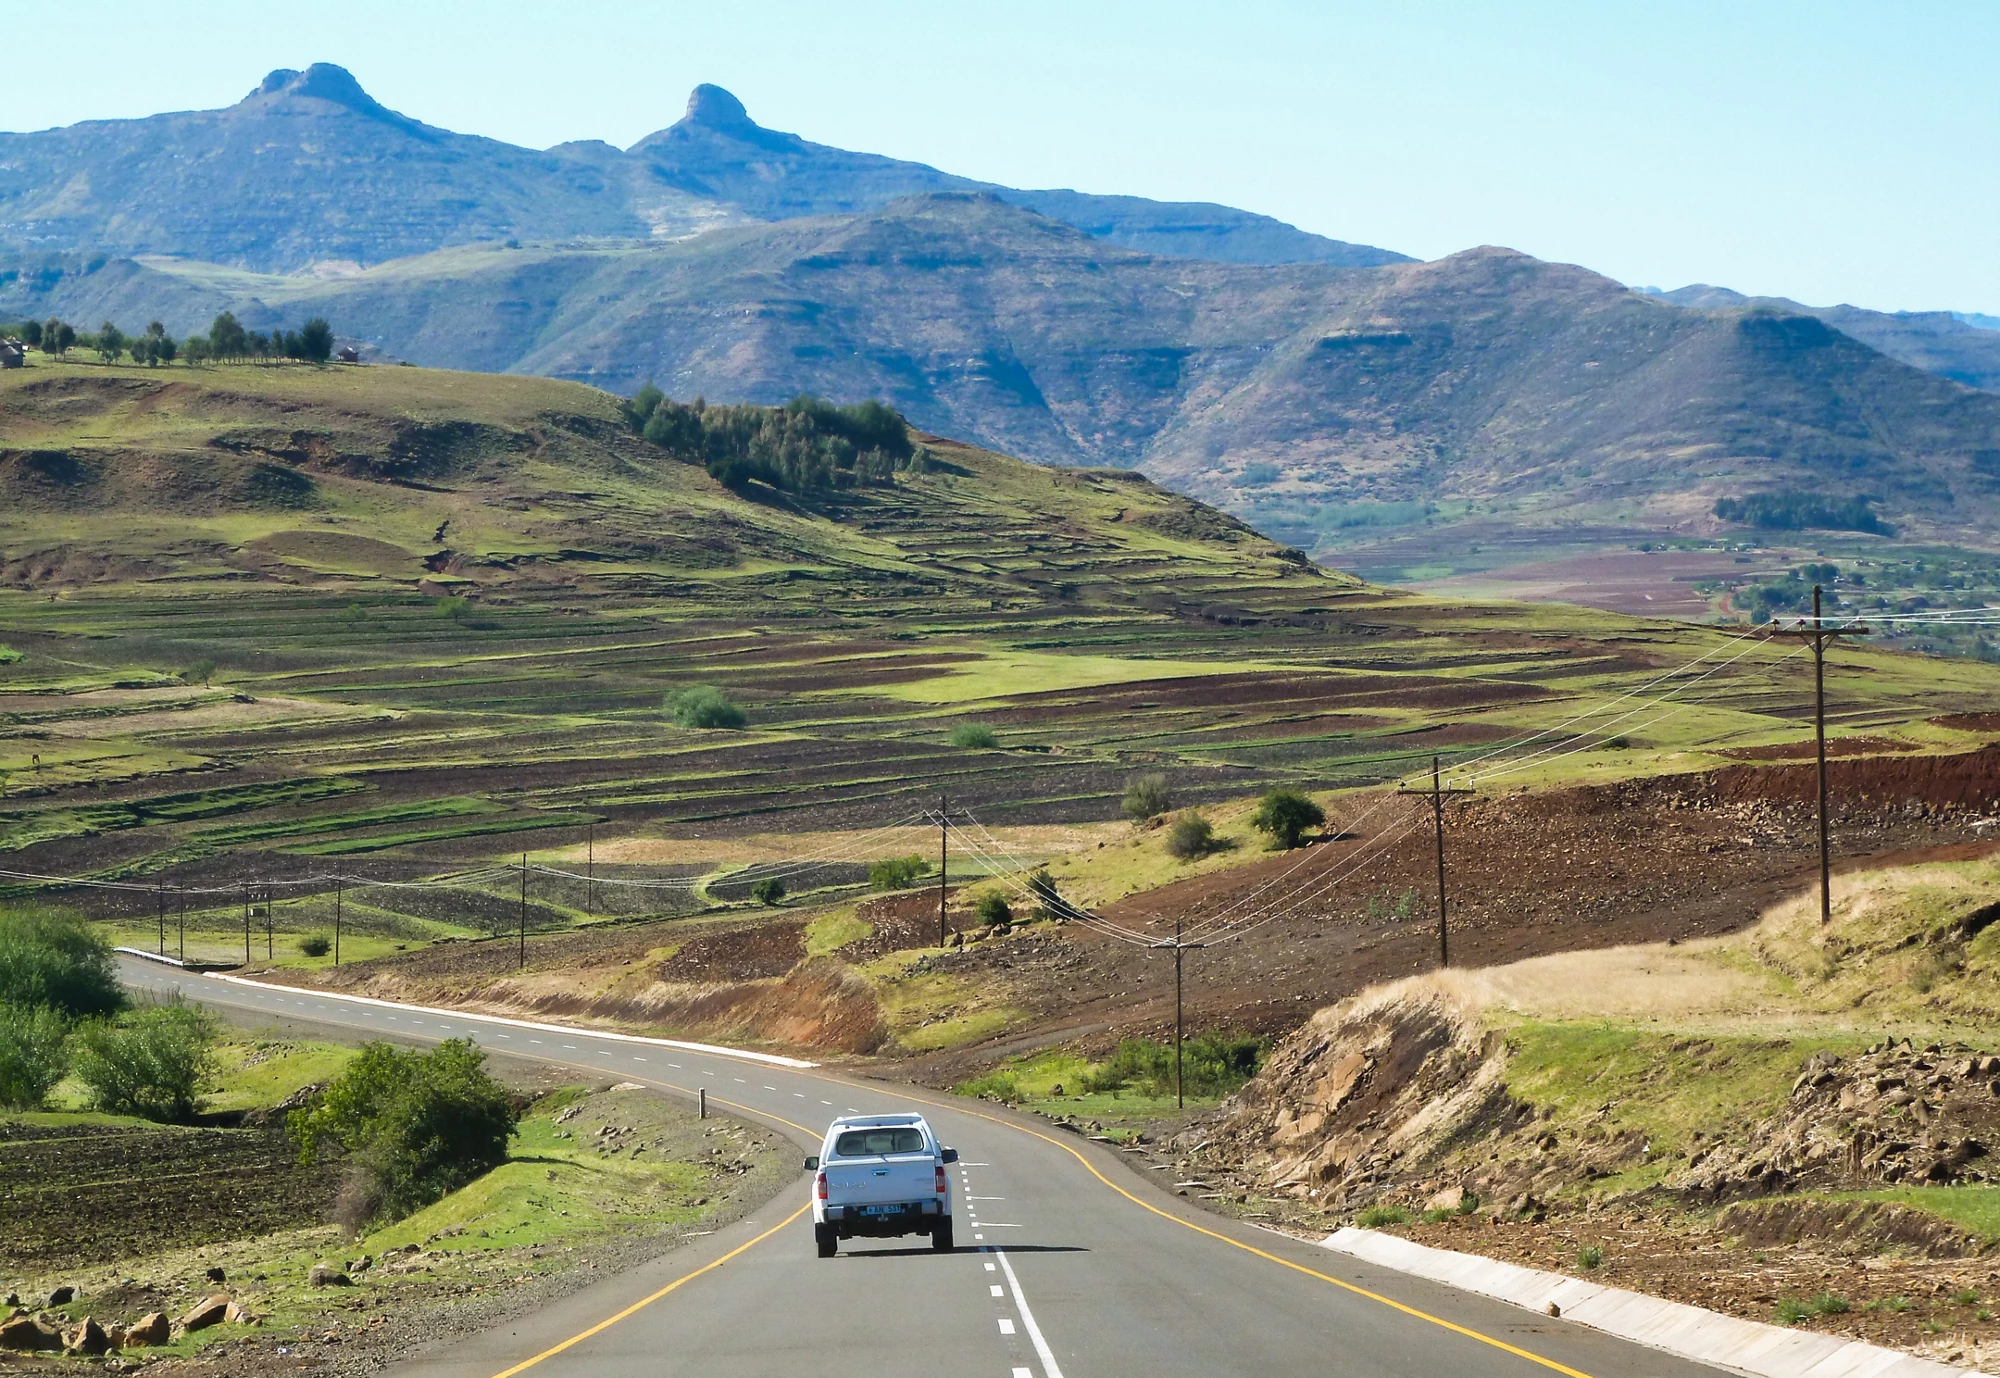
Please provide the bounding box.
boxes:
[824,1201,945,1237]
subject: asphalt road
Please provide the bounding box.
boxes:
[123,956,1731,1378]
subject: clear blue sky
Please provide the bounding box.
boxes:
[11,1,1997,314]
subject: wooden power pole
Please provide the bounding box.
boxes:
[1763,585,1869,925]
[518,852,529,969]
[1400,755,1475,967]
[1153,912,1207,1109]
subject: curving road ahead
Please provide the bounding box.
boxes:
[123,956,1728,1378]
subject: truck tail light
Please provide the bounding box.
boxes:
[935,1165,949,1195]
[816,1171,828,1201]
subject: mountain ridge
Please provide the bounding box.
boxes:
[8,193,1998,563]
[0,64,1402,273]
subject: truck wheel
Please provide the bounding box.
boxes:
[816,1223,837,1258]
[931,1218,954,1252]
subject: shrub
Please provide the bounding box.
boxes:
[70,1002,218,1122]
[956,1069,1023,1103]
[293,1039,517,1228]
[0,1004,70,1108]
[1249,788,1325,849]
[1027,869,1065,921]
[1774,1296,1811,1326]
[1576,1244,1604,1270]
[1356,1204,1412,1227]
[299,933,332,958]
[185,657,217,687]
[669,685,745,730]
[1165,812,1213,860]
[1081,1032,1265,1098]
[434,595,471,620]
[868,854,932,891]
[948,722,999,749]
[1122,774,1172,821]
[0,907,126,1018]
[975,891,1012,926]
[751,877,786,907]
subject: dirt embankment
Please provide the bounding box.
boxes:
[281,917,888,1056]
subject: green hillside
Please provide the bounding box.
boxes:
[3,361,1998,949]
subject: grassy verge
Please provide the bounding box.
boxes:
[6,1084,790,1364]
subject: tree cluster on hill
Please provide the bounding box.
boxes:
[629,385,936,493]
[1713,491,1893,536]
[10,311,336,366]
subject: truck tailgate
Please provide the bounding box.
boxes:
[827,1154,935,1205]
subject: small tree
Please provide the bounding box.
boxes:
[948,722,999,749]
[1249,788,1325,849]
[868,855,932,891]
[434,595,471,621]
[670,685,745,730]
[975,891,1012,927]
[183,334,213,364]
[1122,773,1172,822]
[1165,812,1214,860]
[209,311,248,360]
[1027,868,1064,921]
[95,321,126,364]
[628,382,664,427]
[751,877,786,907]
[0,907,126,1018]
[0,1004,69,1109]
[185,657,216,687]
[19,319,41,347]
[42,319,74,357]
[70,1002,218,1123]
[299,317,334,363]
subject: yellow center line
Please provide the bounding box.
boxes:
[487,1204,810,1378]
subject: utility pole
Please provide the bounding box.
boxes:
[177,886,185,963]
[586,824,595,916]
[333,877,343,967]
[1152,915,1206,1110]
[1400,755,1475,967]
[518,852,528,970]
[243,881,251,965]
[1763,586,1870,925]
[935,794,955,947]
[157,886,166,957]
[265,884,274,959]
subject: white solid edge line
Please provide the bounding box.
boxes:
[201,971,818,1068]
[990,1247,1064,1378]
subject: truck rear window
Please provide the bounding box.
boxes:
[833,1128,925,1157]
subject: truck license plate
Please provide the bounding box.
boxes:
[863,1204,902,1215]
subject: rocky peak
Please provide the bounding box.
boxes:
[242,64,423,133]
[682,84,755,132]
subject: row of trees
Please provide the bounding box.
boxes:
[629,386,935,494]
[4,311,337,366]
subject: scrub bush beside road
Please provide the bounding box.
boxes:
[292,1038,518,1228]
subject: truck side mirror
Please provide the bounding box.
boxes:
[941,1147,959,1164]
[804,1155,820,1171]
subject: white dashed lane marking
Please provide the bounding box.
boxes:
[990,1285,1003,1297]
[998,1319,1016,1336]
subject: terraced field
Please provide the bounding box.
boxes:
[5,360,1999,960]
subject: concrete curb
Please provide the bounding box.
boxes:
[112,946,233,972]
[1322,1227,1989,1378]
[201,971,821,1069]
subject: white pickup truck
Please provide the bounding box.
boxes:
[806,1113,958,1257]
